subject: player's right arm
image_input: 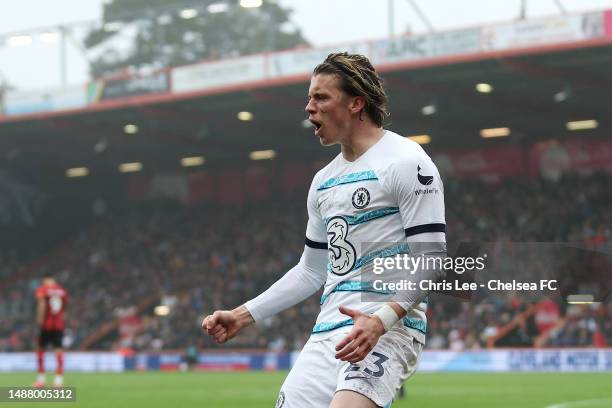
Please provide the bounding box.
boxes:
[203,176,329,344]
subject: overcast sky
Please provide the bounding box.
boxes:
[1,0,612,90]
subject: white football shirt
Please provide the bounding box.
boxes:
[305,130,446,344]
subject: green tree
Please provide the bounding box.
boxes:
[84,0,308,78]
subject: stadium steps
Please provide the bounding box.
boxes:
[533,305,594,347]
[486,302,541,347]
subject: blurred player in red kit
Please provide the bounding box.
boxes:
[33,276,68,388]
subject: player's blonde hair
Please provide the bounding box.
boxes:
[313,52,389,128]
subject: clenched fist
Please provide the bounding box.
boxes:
[202,305,254,344]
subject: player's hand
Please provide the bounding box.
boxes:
[202,306,253,344]
[334,306,385,364]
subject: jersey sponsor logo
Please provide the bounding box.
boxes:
[414,187,439,196]
[417,165,434,185]
[327,216,357,275]
[415,165,439,195]
[351,187,370,209]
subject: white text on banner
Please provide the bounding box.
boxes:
[172,55,266,93]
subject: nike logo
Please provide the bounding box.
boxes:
[317,196,329,208]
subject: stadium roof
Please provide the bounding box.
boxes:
[1,13,611,185]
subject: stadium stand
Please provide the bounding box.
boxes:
[1,170,610,352]
[1,7,611,362]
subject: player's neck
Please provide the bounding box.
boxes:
[340,126,385,162]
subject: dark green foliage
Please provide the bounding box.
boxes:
[84,0,308,78]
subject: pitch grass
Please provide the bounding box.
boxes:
[1,372,611,408]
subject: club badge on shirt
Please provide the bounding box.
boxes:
[352,187,370,209]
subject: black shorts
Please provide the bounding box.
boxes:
[38,330,63,348]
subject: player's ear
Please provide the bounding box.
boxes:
[349,96,366,114]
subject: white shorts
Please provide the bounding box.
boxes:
[276,329,423,408]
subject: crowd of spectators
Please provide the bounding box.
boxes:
[0,172,610,352]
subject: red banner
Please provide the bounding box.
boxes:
[605,10,612,37]
[245,166,272,201]
[187,172,215,204]
[129,139,611,203]
[528,139,612,179]
[127,175,151,200]
[282,163,311,195]
[218,169,244,204]
[433,146,524,182]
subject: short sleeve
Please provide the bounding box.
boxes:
[305,175,328,249]
[35,287,45,299]
[385,154,446,239]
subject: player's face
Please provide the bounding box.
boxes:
[305,74,354,146]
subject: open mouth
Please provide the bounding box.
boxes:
[309,119,322,135]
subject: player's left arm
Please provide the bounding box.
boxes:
[36,293,45,326]
[384,153,447,311]
[336,153,447,363]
